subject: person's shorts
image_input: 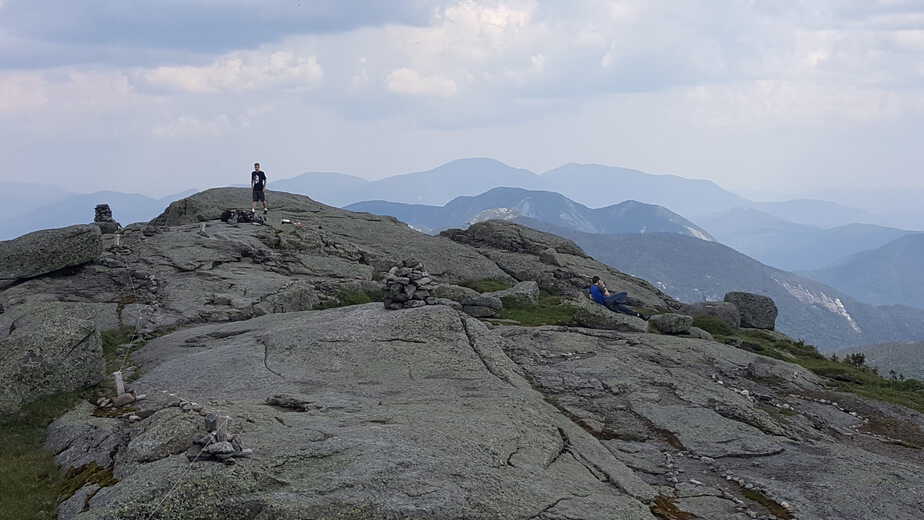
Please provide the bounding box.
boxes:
[252,189,265,202]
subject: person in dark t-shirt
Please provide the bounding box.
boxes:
[251,162,268,214]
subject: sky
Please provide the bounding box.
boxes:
[1,0,923,204]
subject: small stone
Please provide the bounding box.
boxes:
[112,393,136,407]
[204,441,235,455]
[128,414,141,422]
[700,456,716,464]
[689,479,704,485]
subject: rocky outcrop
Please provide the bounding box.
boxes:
[7,188,924,520]
[53,305,658,519]
[0,224,102,282]
[442,221,679,311]
[485,280,540,306]
[682,301,741,330]
[0,303,104,414]
[725,292,778,330]
[648,313,694,335]
[42,302,924,520]
[94,204,122,234]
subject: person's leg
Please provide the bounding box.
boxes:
[252,190,258,212]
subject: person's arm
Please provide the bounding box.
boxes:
[251,173,255,189]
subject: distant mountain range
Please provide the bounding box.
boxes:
[808,233,924,309]
[346,187,713,239]
[275,158,886,228]
[511,219,924,350]
[0,188,195,240]
[699,208,917,271]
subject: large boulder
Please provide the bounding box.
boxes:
[0,225,102,282]
[569,297,648,333]
[647,313,694,335]
[461,294,503,318]
[485,280,540,306]
[432,284,481,302]
[0,303,104,414]
[724,292,778,330]
[681,301,740,330]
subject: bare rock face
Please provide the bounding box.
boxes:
[0,224,102,281]
[0,303,104,414]
[57,305,657,519]
[725,292,778,330]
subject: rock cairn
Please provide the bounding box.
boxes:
[221,208,265,225]
[384,259,439,310]
[94,204,122,234]
[189,413,253,464]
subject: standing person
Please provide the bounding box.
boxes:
[251,162,268,215]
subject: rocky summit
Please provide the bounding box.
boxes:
[2,188,923,520]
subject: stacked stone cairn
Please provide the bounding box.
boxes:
[94,204,122,234]
[384,259,439,310]
[189,413,253,464]
[221,208,265,225]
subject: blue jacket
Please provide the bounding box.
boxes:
[589,285,606,305]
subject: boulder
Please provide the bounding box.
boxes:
[0,225,102,281]
[461,294,503,317]
[686,326,715,341]
[681,301,740,330]
[0,303,104,414]
[569,297,648,333]
[485,280,540,306]
[647,313,694,335]
[724,292,778,330]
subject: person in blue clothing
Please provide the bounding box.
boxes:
[589,276,647,319]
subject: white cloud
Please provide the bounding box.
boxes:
[386,67,458,97]
[152,114,233,138]
[0,73,48,112]
[145,50,323,93]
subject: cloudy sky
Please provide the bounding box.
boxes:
[1,0,922,203]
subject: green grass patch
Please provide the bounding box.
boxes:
[692,316,735,337]
[497,295,579,327]
[460,279,514,293]
[720,329,924,415]
[0,392,82,520]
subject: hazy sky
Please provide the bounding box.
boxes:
[1,0,922,201]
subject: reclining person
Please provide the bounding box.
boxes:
[589,276,646,319]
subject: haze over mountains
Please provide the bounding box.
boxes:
[8,157,924,325]
[0,188,195,241]
[346,187,714,240]
[810,233,924,309]
[699,208,918,272]
[273,158,891,227]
